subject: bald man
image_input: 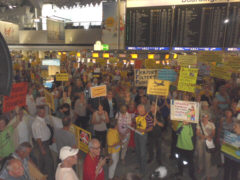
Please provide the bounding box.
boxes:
[134,104,153,178]
[5,158,25,180]
[83,139,106,180]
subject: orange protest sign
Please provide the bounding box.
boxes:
[90,85,107,98]
[3,82,28,113]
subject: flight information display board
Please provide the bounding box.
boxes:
[173,3,227,47]
[225,3,240,47]
[126,6,173,47]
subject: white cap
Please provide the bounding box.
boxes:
[59,146,79,161]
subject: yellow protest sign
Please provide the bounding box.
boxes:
[224,56,240,73]
[109,57,119,63]
[144,59,163,69]
[41,70,48,78]
[74,125,91,153]
[121,71,128,78]
[147,79,170,97]
[44,89,55,111]
[117,61,124,68]
[197,52,223,63]
[210,66,232,80]
[56,73,69,81]
[177,55,197,66]
[96,58,107,66]
[178,67,198,93]
[90,85,107,98]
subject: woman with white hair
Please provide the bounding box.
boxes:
[196,112,217,180]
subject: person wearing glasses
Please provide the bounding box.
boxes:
[83,139,106,180]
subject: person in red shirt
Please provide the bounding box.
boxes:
[83,139,106,180]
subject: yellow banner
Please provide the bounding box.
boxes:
[145,59,162,69]
[121,71,128,78]
[147,79,170,97]
[90,85,107,98]
[178,67,198,93]
[56,73,69,81]
[74,125,91,153]
[44,89,55,111]
[197,52,223,63]
[177,55,197,66]
[224,56,240,73]
[96,58,107,66]
[210,66,232,80]
[41,70,48,78]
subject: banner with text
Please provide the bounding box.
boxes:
[90,85,107,98]
[147,79,170,97]
[178,67,198,93]
[177,55,197,66]
[210,66,232,80]
[56,73,69,81]
[135,69,157,86]
[158,69,177,82]
[170,100,200,123]
[3,82,28,113]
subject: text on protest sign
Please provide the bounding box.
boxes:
[134,69,157,86]
[158,69,177,82]
[147,79,170,97]
[3,82,28,113]
[56,73,69,81]
[178,67,198,93]
[90,85,107,98]
[170,100,200,124]
[210,66,232,80]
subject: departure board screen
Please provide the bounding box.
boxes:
[225,3,240,47]
[126,6,173,47]
[173,4,227,47]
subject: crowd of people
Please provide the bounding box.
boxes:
[0,61,240,180]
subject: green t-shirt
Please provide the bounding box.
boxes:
[176,123,194,150]
[0,125,14,158]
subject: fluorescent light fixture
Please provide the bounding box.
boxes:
[224,19,229,24]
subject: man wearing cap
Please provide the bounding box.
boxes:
[55,146,79,180]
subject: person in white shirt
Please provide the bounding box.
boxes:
[25,87,36,116]
[55,146,79,180]
[31,106,54,180]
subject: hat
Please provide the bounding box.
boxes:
[59,146,79,161]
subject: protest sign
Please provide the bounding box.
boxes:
[90,85,107,98]
[170,100,200,123]
[221,143,240,161]
[210,66,232,80]
[75,125,91,153]
[158,69,177,82]
[178,67,198,93]
[44,89,55,111]
[147,79,170,97]
[224,130,240,148]
[121,71,128,79]
[96,58,107,66]
[177,55,197,66]
[224,56,240,73]
[134,69,157,86]
[3,82,28,113]
[134,60,142,69]
[56,73,69,81]
[197,52,223,63]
